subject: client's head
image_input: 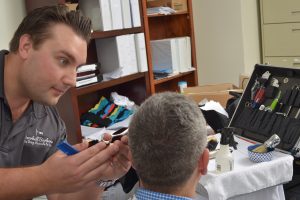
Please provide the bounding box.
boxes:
[128,92,209,196]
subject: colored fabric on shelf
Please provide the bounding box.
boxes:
[80,96,133,128]
[89,96,109,115]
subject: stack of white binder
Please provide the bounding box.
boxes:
[79,0,141,31]
[95,33,148,80]
[150,37,192,75]
[76,64,101,87]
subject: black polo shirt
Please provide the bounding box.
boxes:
[0,50,66,167]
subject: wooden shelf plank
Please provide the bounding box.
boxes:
[154,70,196,85]
[91,27,144,39]
[147,11,188,18]
[76,72,146,96]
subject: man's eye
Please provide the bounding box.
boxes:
[59,58,69,65]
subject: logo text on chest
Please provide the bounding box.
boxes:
[24,129,54,147]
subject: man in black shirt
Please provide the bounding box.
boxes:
[0,5,130,200]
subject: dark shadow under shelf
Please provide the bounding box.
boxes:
[147,11,188,18]
[91,27,144,39]
[76,72,146,96]
[154,70,195,85]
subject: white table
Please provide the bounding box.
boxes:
[195,135,294,200]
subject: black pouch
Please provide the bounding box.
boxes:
[271,114,285,138]
[282,119,300,147]
[235,106,254,129]
[252,110,267,132]
[247,109,260,132]
[259,112,277,136]
[277,117,292,144]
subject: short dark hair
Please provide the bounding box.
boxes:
[9,5,91,52]
[129,92,207,192]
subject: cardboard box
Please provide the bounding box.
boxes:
[239,74,250,90]
[65,3,78,11]
[183,83,242,107]
[147,0,187,12]
[169,0,187,11]
[147,0,168,7]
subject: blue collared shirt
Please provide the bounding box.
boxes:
[135,188,192,200]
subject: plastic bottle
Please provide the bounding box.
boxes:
[178,81,187,93]
[215,127,237,173]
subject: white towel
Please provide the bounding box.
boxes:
[197,135,294,200]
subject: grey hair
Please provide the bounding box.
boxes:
[129,92,207,191]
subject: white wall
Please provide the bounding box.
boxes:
[241,0,261,75]
[0,0,26,50]
[192,0,261,85]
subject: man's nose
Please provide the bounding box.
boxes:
[63,69,76,87]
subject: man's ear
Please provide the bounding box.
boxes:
[128,149,136,170]
[198,148,209,175]
[18,34,33,59]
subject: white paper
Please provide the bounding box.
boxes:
[106,114,133,130]
[81,126,106,139]
[200,100,229,118]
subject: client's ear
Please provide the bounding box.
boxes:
[198,148,209,175]
[128,149,136,170]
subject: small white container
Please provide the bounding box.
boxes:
[178,81,187,93]
[215,144,234,173]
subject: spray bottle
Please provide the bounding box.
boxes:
[215,127,238,173]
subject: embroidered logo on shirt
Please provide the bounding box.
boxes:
[35,128,44,136]
[24,129,53,147]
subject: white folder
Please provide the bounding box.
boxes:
[151,38,179,74]
[130,0,141,27]
[134,33,148,72]
[76,76,98,87]
[117,34,138,76]
[95,35,138,77]
[110,0,124,30]
[186,37,192,70]
[177,37,188,73]
[79,0,112,31]
[77,63,98,73]
[121,0,132,29]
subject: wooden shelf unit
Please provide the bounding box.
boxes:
[57,71,149,144]
[53,0,198,143]
[142,0,198,93]
[57,0,150,143]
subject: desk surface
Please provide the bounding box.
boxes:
[197,134,294,200]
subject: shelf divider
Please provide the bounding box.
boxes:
[76,72,146,96]
[91,27,144,39]
[154,70,196,85]
[147,11,188,18]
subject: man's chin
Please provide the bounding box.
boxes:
[36,97,60,106]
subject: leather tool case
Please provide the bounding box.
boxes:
[229,64,300,158]
[229,64,300,191]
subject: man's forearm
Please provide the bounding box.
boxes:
[0,166,47,200]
